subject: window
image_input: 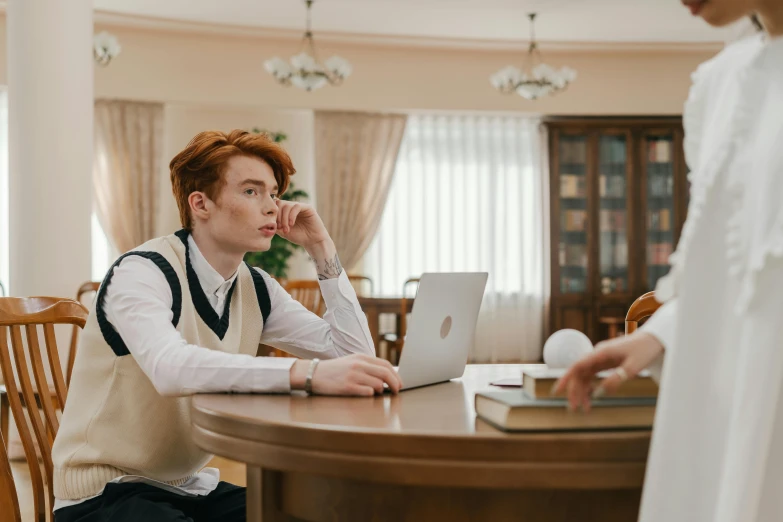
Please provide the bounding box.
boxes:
[363,114,548,361]
[92,212,114,281]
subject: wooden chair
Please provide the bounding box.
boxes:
[1,282,97,451]
[625,291,662,335]
[347,275,374,297]
[66,282,100,385]
[0,427,21,522]
[259,280,327,358]
[284,280,326,317]
[383,277,420,364]
[0,297,88,522]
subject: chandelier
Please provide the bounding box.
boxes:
[93,31,121,67]
[264,0,352,91]
[490,13,576,100]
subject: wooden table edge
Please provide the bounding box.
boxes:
[191,401,651,462]
[192,424,646,490]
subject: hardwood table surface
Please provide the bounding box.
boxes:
[191,364,651,491]
[191,364,652,521]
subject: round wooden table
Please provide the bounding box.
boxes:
[191,365,651,522]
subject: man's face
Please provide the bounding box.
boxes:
[200,155,280,255]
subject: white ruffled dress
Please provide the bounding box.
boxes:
[638,34,783,522]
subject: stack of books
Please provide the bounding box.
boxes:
[562,210,587,232]
[599,240,628,269]
[649,174,674,197]
[648,140,672,163]
[648,242,673,265]
[475,367,658,432]
[599,174,626,198]
[560,174,586,198]
[600,210,626,232]
[648,209,671,232]
[559,243,587,267]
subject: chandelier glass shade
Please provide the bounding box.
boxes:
[264,0,352,91]
[93,31,121,67]
[490,13,576,100]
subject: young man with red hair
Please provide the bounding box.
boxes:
[52,130,401,521]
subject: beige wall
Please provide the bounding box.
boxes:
[0,17,715,114]
[87,24,714,114]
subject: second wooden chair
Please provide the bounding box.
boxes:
[625,291,662,335]
[383,277,420,365]
[259,280,327,358]
[347,275,374,297]
[0,297,89,522]
[283,280,326,317]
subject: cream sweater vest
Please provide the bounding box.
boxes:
[52,231,270,500]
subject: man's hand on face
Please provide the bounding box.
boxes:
[274,200,343,280]
[274,201,330,250]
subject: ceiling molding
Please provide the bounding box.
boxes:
[92,10,723,54]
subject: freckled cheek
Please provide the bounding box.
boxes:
[223,200,257,223]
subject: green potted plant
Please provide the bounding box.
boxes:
[243,128,309,279]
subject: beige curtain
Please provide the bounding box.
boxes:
[314,111,407,271]
[94,100,163,253]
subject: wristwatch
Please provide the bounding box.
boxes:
[305,358,320,395]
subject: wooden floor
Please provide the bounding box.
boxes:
[10,456,247,521]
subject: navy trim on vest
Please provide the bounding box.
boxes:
[174,229,237,340]
[246,263,272,325]
[96,251,182,357]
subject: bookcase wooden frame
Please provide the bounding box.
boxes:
[545,116,686,343]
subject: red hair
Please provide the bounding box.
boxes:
[169,129,295,229]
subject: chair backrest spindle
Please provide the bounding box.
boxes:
[0,426,22,522]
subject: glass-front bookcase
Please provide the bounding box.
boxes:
[548,118,687,342]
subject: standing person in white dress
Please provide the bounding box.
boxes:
[557,1,783,521]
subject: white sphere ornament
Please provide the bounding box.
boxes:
[543,329,594,369]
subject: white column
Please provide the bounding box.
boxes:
[7,0,94,297]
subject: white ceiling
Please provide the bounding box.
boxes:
[93,0,738,44]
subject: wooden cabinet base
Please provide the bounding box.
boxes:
[248,467,642,522]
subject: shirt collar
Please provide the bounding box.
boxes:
[187,234,240,297]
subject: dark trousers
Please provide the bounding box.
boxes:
[54,481,245,522]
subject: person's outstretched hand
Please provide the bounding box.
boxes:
[554,332,664,412]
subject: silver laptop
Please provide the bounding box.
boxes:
[396,272,488,391]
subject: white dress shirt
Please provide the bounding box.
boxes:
[55,235,374,511]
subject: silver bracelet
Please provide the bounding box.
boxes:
[305,358,320,395]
